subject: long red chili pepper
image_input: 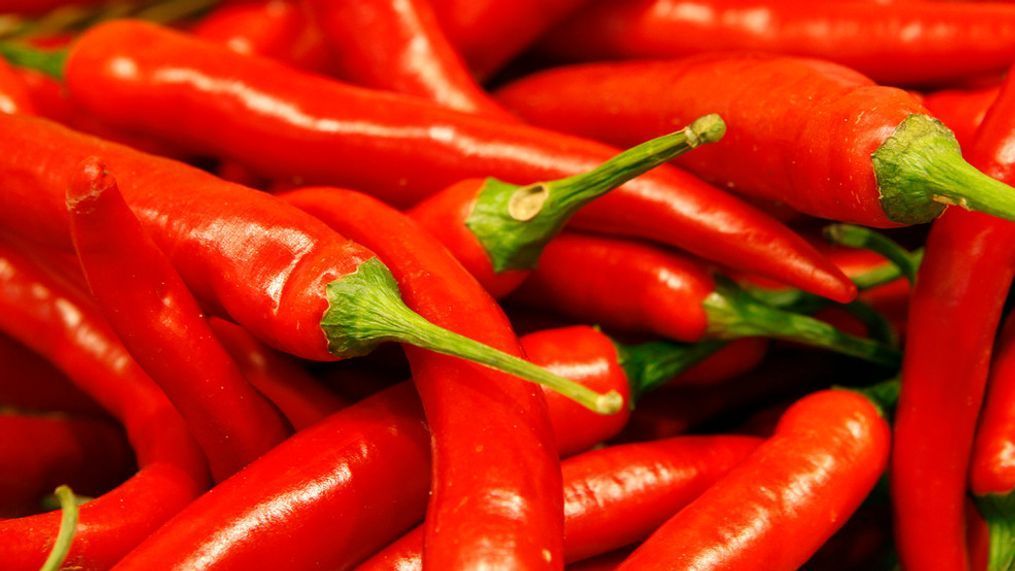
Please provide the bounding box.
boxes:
[497,54,1015,227]
[3,20,856,301]
[358,435,763,570]
[618,388,890,570]
[511,232,900,366]
[0,115,609,413]
[305,0,514,120]
[0,58,34,114]
[892,63,1015,570]
[923,85,1000,151]
[0,332,105,416]
[540,0,1015,85]
[0,238,208,569]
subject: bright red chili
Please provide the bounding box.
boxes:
[18,20,856,301]
[923,85,1000,151]
[358,435,762,570]
[618,389,890,570]
[0,332,105,416]
[541,0,1015,85]
[0,58,33,114]
[497,54,1015,227]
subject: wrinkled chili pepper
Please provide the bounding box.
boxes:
[4,20,856,301]
[358,435,762,570]
[923,85,1000,151]
[497,54,1015,227]
[541,0,1015,85]
[618,388,890,570]
[0,238,208,569]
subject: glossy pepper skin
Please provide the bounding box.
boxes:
[0,59,34,114]
[0,239,208,570]
[358,435,762,570]
[284,187,564,569]
[54,20,854,302]
[923,85,1000,151]
[68,158,293,480]
[498,54,1015,227]
[305,0,514,120]
[619,389,890,570]
[893,62,1015,571]
[541,0,1015,86]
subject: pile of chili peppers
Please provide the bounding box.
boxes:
[4,1,1015,570]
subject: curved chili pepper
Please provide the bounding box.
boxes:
[893,60,1015,571]
[497,54,1015,227]
[923,85,1000,151]
[540,0,1015,85]
[9,20,856,302]
[358,435,762,570]
[306,0,514,120]
[68,157,293,480]
[0,238,208,569]
[618,389,890,570]
[511,232,900,366]
[0,58,34,114]
[0,332,105,416]
[0,115,608,413]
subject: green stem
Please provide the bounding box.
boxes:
[703,276,901,368]
[824,224,919,284]
[322,258,623,414]
[975,491,1015,571]
[850,377,901,420]
[466,114,725,272]
[0,42,66,79]
[842,300,898,346]
[614,339,726,400]
[874,114,1015,224]
[40,485,79,571]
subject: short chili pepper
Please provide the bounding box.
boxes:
[3,20,856,301]
[68,157,294,480]
[497,54,1015,227]
[305,0,514,120]
[358,434,763,570]
[923,85,1000,151]
[0,332,105,416]
[618,388,891,570]
[0,58,34,114]
[0,114,611,413]
[511,232,900,366]
[540,0,1015,86]
[0,238,208,570]
[893,60,1015,571]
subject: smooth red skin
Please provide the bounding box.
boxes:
[968,500,991,571]
[68,158,292,481]
[0,241,208,569]
[62,21,855,302]
[805,499,893,571]
[209,318,348,430]
[972,314,1015,495]
[0,332,105,416]
[497,55,926,227]
[0,114,373,361]
[924,85,1001,151]
[540,0,1015,86]
[0,59,34,115]
[192,0,332,73]
[0,413,132,517]
[358,435,761,570]
[285,187,563,569]
[306,0,514,120]
[672,338,768,386]
[513,233,713,342]
[620,390,889,571]
[429,0,589,78]
[893,62,1015,571]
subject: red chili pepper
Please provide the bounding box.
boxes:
[893,59,1015,571]
[68,157,293,480]
[9,20,856,301]
[305,0,514,120]
[0,238,208,569]
[923,85,1000,151]
[497,54,1015,227]
[0,0,104,14]
[540,0,1015,86]
[618,389,890,570]
[0,332,105,416]
[0,58,34,114]
[358,435,762,570]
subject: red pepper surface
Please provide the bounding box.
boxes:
[68,158,293,480]
[47,20,855,302]
[358,435,762,570]
[0,412,132,517]
[924,85,1000,151]
[497,54,1015,227]
[0,0,104,14]
[893,60,1015,571]
[0,239,208,569]
[0,332,105,416]
[429,0,589,78]
[619,389,890,570]
[541,0,1015,86]
[0,59,34,114]
[305,0,514,120]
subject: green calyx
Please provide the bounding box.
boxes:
[874,114,1015,225]
[40,485,79,571]
[975,491,1015,571]
[321,258,623,414]
[850,377,901,421]
[0,41,66,79]
[614,339,726,400]
[466,113,726,273]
